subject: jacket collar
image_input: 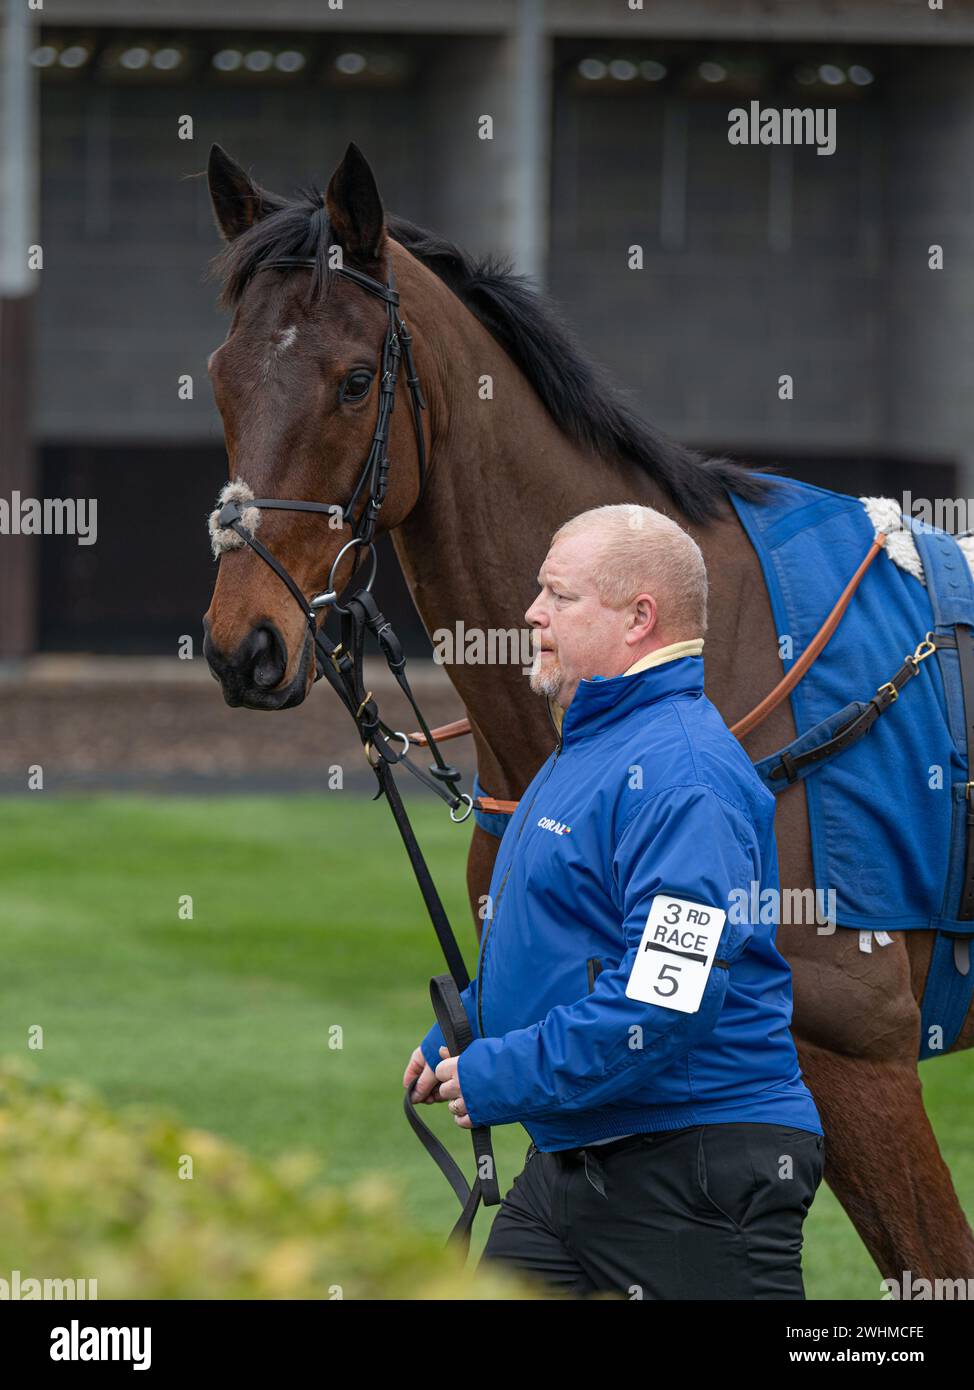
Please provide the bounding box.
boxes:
[622,637,704,676]
[546,642,705,744]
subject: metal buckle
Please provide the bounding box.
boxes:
[877,681,898,703]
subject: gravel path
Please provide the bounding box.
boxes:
[0,656,480,795]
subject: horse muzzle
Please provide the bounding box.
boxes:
[202,617,316,709]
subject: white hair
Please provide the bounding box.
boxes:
[208,478,260,558]
[550,503,707,638]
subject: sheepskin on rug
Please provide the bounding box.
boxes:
[859,496,974,586]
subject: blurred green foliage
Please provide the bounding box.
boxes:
[0,1060,529,1300]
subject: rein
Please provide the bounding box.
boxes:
[409,531,893,816]
[211,253,893,1242]
[210,255,500,1247]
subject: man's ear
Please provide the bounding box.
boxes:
[630,594,659,640]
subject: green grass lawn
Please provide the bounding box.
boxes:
[1,792,971,1298]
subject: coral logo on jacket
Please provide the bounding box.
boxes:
[537,816,571,836]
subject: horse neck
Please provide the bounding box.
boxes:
[386,249,780,796]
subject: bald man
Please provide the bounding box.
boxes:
[406,504,824,1299]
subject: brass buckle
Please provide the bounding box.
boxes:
[877,681,898,704]
[355,690,374,721]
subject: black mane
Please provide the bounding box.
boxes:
[211,188,775,522]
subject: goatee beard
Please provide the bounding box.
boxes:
[529,652,563,698]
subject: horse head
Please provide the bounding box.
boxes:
[202,141,428,709]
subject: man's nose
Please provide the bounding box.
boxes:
[525,593,545,625]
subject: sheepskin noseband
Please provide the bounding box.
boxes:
[208,479,261,558]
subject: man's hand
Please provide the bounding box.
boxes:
[434,1053,472,1130]
[403,1045,442,1103]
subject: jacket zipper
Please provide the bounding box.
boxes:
[476,711,563,1037]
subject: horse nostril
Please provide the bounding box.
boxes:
[250,624,287,690]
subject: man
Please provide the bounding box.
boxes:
[405,503,824,1299]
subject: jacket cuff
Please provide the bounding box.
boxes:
[456,1040,510,1127]
[420,1022,447,1073]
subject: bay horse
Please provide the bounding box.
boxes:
[201,140,974,1285]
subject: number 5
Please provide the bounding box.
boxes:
[654,963,681,997]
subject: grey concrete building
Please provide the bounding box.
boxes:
[3,0,974,653]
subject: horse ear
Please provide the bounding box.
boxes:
[208,144,282,241]
[325,142,386,264]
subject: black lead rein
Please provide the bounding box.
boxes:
[212,254,500,1246]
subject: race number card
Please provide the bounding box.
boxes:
[625,894,727,1014]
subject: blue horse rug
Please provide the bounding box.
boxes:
[727,475,974,1060]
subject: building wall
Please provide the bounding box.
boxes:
[41,0,974,44]
[35,59,434,441]
[547,42,974,481]
[885,48,974,474]
[23,15,974,652]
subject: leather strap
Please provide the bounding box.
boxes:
[431,974,501,1238]
[219,253,495,1244]
[261,257,401,305]
[766,648,927,784]
[910,523,974,925]
[408,717,473,747]
[258,258,427,501]
[908,524,974,1054]
[954,624,974,920]
[408,533,889,796]
[729,533,887,739]
[476,794,520,815]
[929,628,974,919]
[405,972,504,1249]
[224,514,318,627]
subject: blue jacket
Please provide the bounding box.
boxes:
[421,655,823,1150]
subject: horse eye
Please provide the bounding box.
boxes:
[341,370,373,403]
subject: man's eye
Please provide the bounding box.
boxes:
[340,370,373,403]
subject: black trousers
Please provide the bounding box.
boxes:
[480,1122,824,1300]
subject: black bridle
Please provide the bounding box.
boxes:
[215,258,425,621]
[210,254,500,1246]
[215,257,462,797]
